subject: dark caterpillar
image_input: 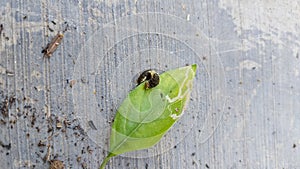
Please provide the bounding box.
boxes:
[137,70,160,89]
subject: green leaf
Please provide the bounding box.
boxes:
[100,64,197,169]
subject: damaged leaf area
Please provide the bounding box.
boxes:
[100,64,197,169]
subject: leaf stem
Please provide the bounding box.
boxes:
[99,153,115,169]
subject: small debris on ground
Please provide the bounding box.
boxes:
[49,160,64,169]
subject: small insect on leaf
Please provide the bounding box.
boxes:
[42,33,64,57]
[99,64,197,169]
[137,70,160,89]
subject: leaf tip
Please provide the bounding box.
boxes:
[191,64,197,72]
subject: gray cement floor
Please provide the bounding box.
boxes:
[0,1,299,169]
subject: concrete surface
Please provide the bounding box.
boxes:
[0,0,299,169]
